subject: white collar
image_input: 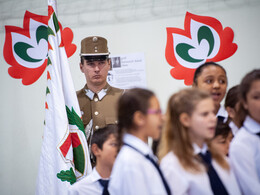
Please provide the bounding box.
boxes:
[243,116,260,134]
[123,133,155,158]
[229,121,239,135]
[216,105,228,122]
[192,142,208,155]
[85,87,109,100]
[91,167,109,182]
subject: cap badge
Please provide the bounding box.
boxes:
[93,37,98,42]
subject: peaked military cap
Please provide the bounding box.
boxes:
[80,36,110,57]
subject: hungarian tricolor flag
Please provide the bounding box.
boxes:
[36,0,92,194]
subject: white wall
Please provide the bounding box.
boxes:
[1,1,260,194]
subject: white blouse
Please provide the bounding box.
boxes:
[160,143,241,195]
[229,121,239,136]
[108,133,168,195]
[68,167,107,195]
[229,116,260,195]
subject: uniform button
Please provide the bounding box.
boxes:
[94,97,98,102]
[115,120,118,124]
[95,126,99,130]
[94,111,99,116]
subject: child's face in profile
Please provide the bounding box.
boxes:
[211,131,233,156]
[186,97,217,147]
[144,96,163,141]
[99,134,118,168]
[243,79,260,124]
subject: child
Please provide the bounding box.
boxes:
[159,88,240,195]
[193,62,228,121]
[210,121,233,156]
[224,85,240,136]
[229,69,260,195]
[68,124,118,195]
[108,88,171,195]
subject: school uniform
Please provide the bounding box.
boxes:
[108,133,169,195]
[216,105,228,122]
[229,121,239,136]
[160,143,241,195]
[229,116,260,195]
[68,167,108,195]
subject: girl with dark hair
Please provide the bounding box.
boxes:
[224,85,240,136]
[158,88,240,195]
[229,69,260,195]
[109,88,171,195]
[210,121,233,156]
[193,62,228,121]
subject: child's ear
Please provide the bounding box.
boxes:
[242,100,249,111]
[179,113,191,128]
[91,143,101,157]
[226,106,236,119]
[133,111,146,127]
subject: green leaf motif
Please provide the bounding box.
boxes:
[73,144,85,174]
[46,87,50,95]
[14,42,42,63]
[198,26,214,57]
[176,25,216,63]
[57,167,76,185]
[66,106,85,134]
[47,57,52,66]
[176,43,204,63]
[47,26,55,37]
[14,25,48,63]
[36,25,48,44]
[66,106,86,174]
[52,12,60,33]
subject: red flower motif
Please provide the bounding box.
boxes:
[3,8,77,85]
[165,12,238,85]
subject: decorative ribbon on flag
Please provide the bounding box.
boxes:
[36,0,91,194]
[165,12,238,85]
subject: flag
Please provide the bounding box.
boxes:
[36,0,92,194]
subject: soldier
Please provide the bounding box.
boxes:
[77,36,124,151]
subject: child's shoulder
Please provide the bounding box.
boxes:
[230,127,259,159]
[117,145,147,164]
[160,151,181,169]
[231,127,258,148]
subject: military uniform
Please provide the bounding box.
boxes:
[78,36,123,161]
[77,83,123,135]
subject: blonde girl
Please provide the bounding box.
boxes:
[159,88,240,195]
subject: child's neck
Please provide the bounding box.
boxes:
[196,141,204,149]
[95,162,112,179]
[214,104,220,115]
[129,129,148,143]
[189,135,205,149]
